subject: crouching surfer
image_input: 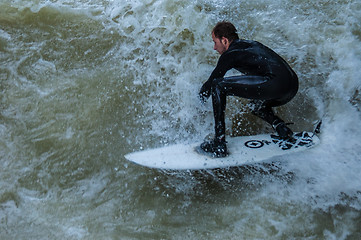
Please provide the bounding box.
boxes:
[199,21,299,157]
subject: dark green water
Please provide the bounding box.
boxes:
[1,0,361,239]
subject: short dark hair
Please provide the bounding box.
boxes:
[212,21,239,42]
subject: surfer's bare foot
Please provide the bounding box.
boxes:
[200,138,228,158]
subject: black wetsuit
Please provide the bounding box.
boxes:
[199,39,299,141]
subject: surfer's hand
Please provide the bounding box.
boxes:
[199,81,211,103]
[199,91,210,103]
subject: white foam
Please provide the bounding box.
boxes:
[1,0,361,239]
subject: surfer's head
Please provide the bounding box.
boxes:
[212,21,239,54]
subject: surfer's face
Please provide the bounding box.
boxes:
[212,32,229,55]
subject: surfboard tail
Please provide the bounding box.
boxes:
[313,120,322,135]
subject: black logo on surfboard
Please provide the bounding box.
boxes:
[244,132,314,150]
[245,140,264,148]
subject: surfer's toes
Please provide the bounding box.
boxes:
[200,139,228,158]
[274,122,294,140]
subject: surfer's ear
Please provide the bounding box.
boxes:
[221,37,231,51]
[221,37,228,46]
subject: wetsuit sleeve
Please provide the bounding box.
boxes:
[199,80,212,102]
[199,54,233,102]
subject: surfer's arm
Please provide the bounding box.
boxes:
[199,79,212,103]
[199,54,231,103]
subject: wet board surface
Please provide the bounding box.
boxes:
[124,132,320,170]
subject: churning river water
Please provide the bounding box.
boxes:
[1,0,361,239]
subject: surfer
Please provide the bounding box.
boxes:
[199,21,299,157]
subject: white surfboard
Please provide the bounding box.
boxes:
[124,132,320,170]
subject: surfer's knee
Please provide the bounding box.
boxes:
[211,78,223,90]
[211,78,225,98]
